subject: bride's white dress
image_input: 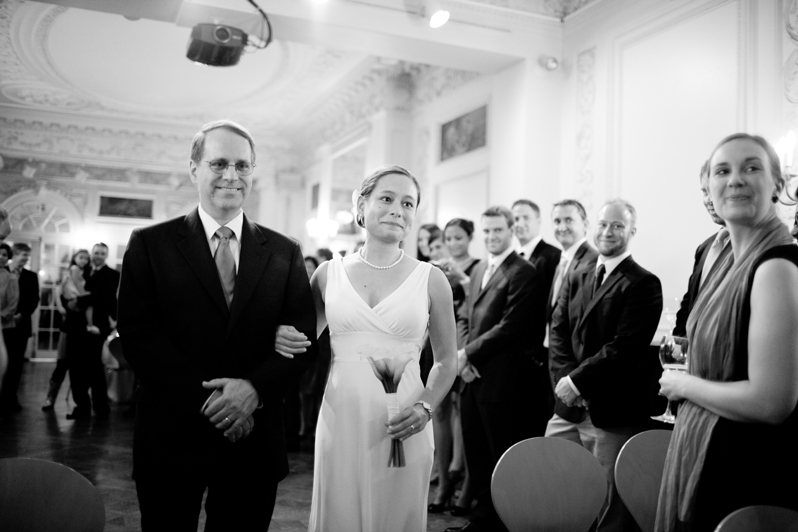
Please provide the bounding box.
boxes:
[308,256,434,532]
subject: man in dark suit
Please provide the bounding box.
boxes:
[0,243,39,414]
[673,162,730,336]
[512,199,561,430]
[66,242,120,420]
[118,120,317,531]
[540,200,599,416]
[547,199,663,532]
[446,205,542,532]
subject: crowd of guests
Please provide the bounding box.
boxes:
[0,128,796,532]
[0,214,120,422]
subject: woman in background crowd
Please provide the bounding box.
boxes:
[427,218,478,516]
[417,223,441,262]
[42,249,92,410]
[656,133,798,531]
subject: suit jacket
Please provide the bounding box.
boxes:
[546,241,599,323]
[528,240,561,301]
[457,251,541,403]
[672,232,731,337]
[523,240,561,365]
[14,269,39,338]
[84,264,120,337]
[549,255,662,428]
[118,208,317,481]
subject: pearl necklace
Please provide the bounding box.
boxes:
[358,248,405,270]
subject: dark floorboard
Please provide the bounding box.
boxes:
[0,361,469,531]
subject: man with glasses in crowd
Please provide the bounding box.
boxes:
[118,119,317,531]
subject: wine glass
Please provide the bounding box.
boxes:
[651,335,688,424]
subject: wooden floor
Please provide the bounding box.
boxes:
[0,361,468,531]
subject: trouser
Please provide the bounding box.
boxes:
[135,443,279,532]
[545,413,643,532]
[68,331,109,414]
[460,386,532,531]
[0,328,28,411]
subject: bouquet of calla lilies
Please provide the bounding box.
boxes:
[365,350,414,467]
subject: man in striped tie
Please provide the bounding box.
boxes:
[118,120,317,531]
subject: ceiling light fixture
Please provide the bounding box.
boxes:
[538,55,560,71]
[429,9,450,28]
[186,0,273,67]
[424,1,450,29]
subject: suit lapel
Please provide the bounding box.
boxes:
[227,216,270,334]
[474,253,513,305]
[576,258,629,333]
[177,208,230,317]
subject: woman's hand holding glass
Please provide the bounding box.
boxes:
[653,335,690,423]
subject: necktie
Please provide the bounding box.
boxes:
[593,263,605,298]
[700,228,730,286]
[551,255,569,305]
[481,262,496,290]
[214,226,236,308]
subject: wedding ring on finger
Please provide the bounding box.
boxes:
[224,416,231,425]
[410,424,414,431]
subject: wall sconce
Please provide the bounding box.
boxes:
[538,55,560,71]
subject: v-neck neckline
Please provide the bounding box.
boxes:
[341,260,424,311]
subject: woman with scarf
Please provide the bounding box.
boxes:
[655,133,798,531]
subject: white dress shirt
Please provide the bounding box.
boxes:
[197,205,243,273]
[517,235,542,259]
[481,245,515,289]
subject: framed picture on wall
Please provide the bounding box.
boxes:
[98,195,154,219]
[440,105,487,162]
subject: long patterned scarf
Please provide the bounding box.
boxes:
[655,214,792,531]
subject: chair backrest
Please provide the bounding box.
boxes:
[491,437,607,532]
[0,458,105,532]
[614,429,672,532]
[715,505,798,532]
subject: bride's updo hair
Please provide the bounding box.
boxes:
[355,165,421,228]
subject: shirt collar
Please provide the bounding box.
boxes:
[518,235,542,258]
[488,244,515,270]
[198,205,244,243]
[597,250,632,278]
[562,237,588,262]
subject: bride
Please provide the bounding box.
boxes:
[278,165,457,531]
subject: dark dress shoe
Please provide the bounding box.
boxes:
[450,505,470,517]
[66,408,90,420]
[444,523,483,532]
[428,502,448,513]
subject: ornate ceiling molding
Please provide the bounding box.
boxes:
[291,61,481,166]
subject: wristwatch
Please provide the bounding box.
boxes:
[414,400,433,421]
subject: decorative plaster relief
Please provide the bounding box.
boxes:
[0,155,190,189]
[297,62,480,160]
[0,117,189,168]
[575,47,596,215]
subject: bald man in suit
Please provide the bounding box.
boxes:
[548,199,662,532]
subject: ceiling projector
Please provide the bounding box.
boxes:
[186,23,248,67]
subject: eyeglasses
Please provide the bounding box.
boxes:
[203,159,256,176]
